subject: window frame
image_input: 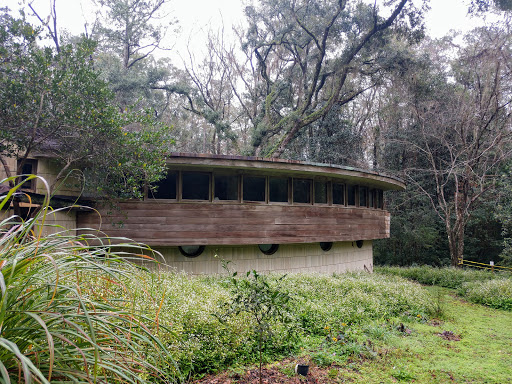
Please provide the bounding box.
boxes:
[313,179,330,205]
[359,186,368,208]
[268,176,290,204]
[148,170,178,200]
[332,181,346,206]
[292,178,313,205]
[17,159,38,192]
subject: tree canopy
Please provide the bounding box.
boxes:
[0,10,171,198]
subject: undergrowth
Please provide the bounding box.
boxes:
[121,269,437,379]
[377,265,512,310]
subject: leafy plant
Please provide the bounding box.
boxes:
[0,178,179,383]
[217,269,296,384]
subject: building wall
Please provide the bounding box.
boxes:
[138,241,373,275]
[0,157,80,197]
[78,202,390,246]
[0,157,16,181]
[35,160,81,196]
[39,209,77,236]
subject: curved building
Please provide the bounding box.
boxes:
[77,153,405,274]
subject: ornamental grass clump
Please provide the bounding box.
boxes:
[0,178,179,383]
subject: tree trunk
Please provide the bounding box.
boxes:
[447,221,465,267]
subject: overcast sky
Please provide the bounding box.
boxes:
[3,0,502,60]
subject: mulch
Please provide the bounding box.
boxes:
[191,359,341,384]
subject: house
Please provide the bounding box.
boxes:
[79,153,405,274]
[2,153,405,274]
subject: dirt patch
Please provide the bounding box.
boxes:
[438,331,461,341]
[191,359,349,384]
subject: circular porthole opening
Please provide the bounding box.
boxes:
[258,244,279,255]
[355,240,364,249]
[178,245,205,258]
[319,242,333,252]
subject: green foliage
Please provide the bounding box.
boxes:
[458,279,512,310]
[0,12,172,198]
[285,273,435,336]
[0,179,178,383]
[115,269,437,379]
[377,266,512,311]
[218,269,296,383]
[242,0,426,156]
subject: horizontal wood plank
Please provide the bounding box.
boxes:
[77,201,390,246]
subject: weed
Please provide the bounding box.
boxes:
[217,269,296,384]
[391,366,416,381]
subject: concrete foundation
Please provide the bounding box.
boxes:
[142,241,373,275]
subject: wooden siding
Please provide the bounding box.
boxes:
[77,201,390,246]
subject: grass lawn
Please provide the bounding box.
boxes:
[315,287,512,383]
[194,287,512,383]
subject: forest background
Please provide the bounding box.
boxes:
[1,0,512,268]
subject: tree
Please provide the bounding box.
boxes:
[0,12,171,199]
[496,160,512,265]
[239,0,425,157]
[91,0,178,114]
[379,26,512,267]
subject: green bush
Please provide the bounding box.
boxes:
[458,279,512,310]
[376,265,507,288]
[377,266,512,311]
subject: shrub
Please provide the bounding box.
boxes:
[376,265,508,288]
[377,266,512,311]
[458,279,512,310]
[0,180,178,383]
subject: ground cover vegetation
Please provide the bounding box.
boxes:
[378,265,512,310]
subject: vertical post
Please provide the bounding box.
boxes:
[490,261,494,273]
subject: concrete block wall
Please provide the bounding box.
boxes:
[141,241,373,275]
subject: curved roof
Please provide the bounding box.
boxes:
[167,152,405,191]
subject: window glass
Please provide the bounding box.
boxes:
[369,189,375,208]
[314,181,328,204]
[243,176,266,202]
[269,177,288,202]
[377,189,384,209]
[178,245,205,257]
[18,159,37,191]
[258,244,279,255]
[293,179,311,204]
[182,172,210,200]
[332,183,345,205]
[359,186,368,207]
[151,171,177,199]
[347,185,357,206]
[214,175,239,201]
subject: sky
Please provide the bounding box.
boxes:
[2,0,503,60]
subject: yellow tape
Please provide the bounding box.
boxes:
[462,260,512,271]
